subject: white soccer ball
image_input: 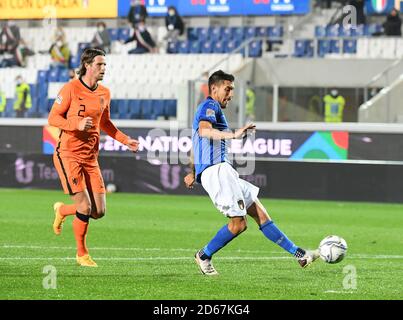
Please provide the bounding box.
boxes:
[319,235,347,264]
[106,183,117,193]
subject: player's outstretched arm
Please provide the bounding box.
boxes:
[199,121,256,140]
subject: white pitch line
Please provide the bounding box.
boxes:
[0,244,283,255]
[2,245,403,259]
[0,256,291,261]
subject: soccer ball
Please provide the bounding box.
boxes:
[106,183,117,193]
[319,235,347,264]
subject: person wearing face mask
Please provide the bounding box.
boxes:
[125,21,158,54]
[0,20,25,67]
[323,89,346,123]
[164,6,184,43]
[49,28,70,68]
[91,22,111,53]
[128,0,148,29]
[13,76,32,118]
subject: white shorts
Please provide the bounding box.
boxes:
[201,162,259,217]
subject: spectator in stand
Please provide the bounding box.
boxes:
[125,21,157,54]
[383,8,402,36]
[164,6,185,43]
[0,86,6,116]
[91,21,111,53]
[0,20,25,67]
[49,27,70,68]
[13,75,32,118]
[128,0,148,29]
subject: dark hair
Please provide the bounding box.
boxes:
[208,70,235,94]
[77,48,106,77]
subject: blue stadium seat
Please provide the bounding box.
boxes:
[187,28,199,41]
[165,100,177,118]
[245,26,257,39]
[315,26,326,38]
[48,68,59,82]
[189,41,201,54]
[141,100,154,120]
[339,26,354,37]
[58,68,70,82]
[222,27,233,41]
[326,25,339,37]
[232,27,245,42]
[47,99,55,112]
[256,26,268,38]
[268,26,283,38]
[117,100,129,119]
[294,40,308,57]
[119,28,132,42]
[128,100,141,119]
[77,42,90,56]
[213,41,226,54]
[225,40,240,53]
[37,70,48,84]
[69,55,80,69]
[210,27,223,42]
[330,39,341,53]
[306,40,314,57]
[167,41,178,54]
[197,27,209,41]
[343,39,357,53]
[318,39,331,57]
[201,41,213,54]
[178,41,190,54]
[109,99,119,118]
[4,99,15,117]
[365,24,383,36]
[354,24,365,36]
[108,28,119,41]
[153,100,165,118]
[248,40,262,57]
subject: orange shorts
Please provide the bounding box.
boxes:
[53,153,105,195]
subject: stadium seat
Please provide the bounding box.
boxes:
[178,41,190,54]
[117,99,129,119]
[222,27,233,41]
[354,24,365,37]
[108,28,119,41]
[197,27,209,41]
[210,27,223,42]
[201,41,213,54]
[245,26,257,39]
[187,28,199,41]
[165,100,177,118]
[128,100,141,119]
[294,40,308,57]
[189,41,201,54]
[318,39,331,57]
[315,26,326,38]
[37,70,48,83]
[268,26,283,38]
[226,40,240,53]
[153,100,165,118]
[141,100,154,120]
[330,39,341,53]
[69,55,80,69]
[47,69,59,82]
[343,39,357,54]
[256,26,268,38]
[248,41,262,57]
[232,27,245,42]
[109,99,119,118]
[339,26,353,37]
[167,41,178,54]
[326,25,339,37]
[58,68,70,82]
[119,28,132,42]
[213,41,226,54]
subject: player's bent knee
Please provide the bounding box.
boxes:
[91,208,106,220]
[77,204,92,215]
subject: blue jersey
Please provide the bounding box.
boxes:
[192,97,231,183]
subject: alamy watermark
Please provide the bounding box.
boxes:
[42,265,57,290]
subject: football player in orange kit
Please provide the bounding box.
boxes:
[48,48,139,267]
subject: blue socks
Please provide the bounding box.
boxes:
[201,224,237,259]
[259,220,298,255]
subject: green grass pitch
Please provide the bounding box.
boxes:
[0,188,402,300]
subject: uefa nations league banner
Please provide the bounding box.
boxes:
[118,0,311,17]
[365,0,403,15]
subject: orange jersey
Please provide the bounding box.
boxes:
[48,78,129,160]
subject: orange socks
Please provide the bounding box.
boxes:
[60,204,77,217]
[73,213,90,257]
